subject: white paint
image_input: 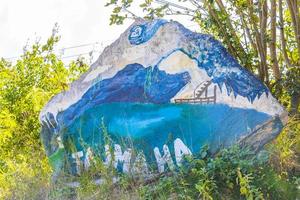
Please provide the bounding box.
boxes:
[214,86,284,116]
[153,145,175,173]
[174,138,192,165]
[104,144,112,166]
[104,144,149,174]
[40,20,284,121]
[70,138,192,174]
[160,50,284,116]
[71,151,84,174]
[132,153,149,175]
[84,147,93,170]
[113,144,132,173]
[212,63,241,77]
[57,136,64,149]
[159,50,211,99]
[40,21,184,121]
[104,144,132,173]
[83,65,113,82]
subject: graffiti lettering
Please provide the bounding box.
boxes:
[71,138,192,174]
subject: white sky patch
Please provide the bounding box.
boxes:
[0,0,198,62]
[0,0,131,60]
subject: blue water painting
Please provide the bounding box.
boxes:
[62,103,270,171]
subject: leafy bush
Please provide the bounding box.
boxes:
[0,27,89,199]
[136,144,299,200]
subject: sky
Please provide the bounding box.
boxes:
[0,0,197,63]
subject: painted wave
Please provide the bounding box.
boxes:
[129,20,269,102]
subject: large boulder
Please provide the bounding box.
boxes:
[40,19,286,176]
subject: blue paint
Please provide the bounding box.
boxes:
[128,20,269,103]
[109,106,182,137]
[57,42,269,130]
[129,19,167,45]
[61,103,271,171]
[176,22,269,102]
[156,47,269,103]
[57,63,190,128]
[55,20,270,131]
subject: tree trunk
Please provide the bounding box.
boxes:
[270,0,281,80]
[206,5,238,58]
[290,92,300,115]
[261,0,269,84]
[204,0,254,71]
[286,0,300,64]
[215,0,252,71]
[248,0,265,81]
[279,0,292,67]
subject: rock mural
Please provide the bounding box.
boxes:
[40,19,287,176]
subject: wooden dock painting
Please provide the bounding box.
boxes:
[40,19,286,176]
[175,81,217,104]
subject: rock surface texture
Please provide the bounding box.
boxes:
[40,19,286,176]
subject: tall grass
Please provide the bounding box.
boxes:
[1,118,299,200]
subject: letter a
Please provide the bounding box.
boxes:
[174,138,192,166]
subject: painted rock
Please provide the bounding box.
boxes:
[40,19,287,176]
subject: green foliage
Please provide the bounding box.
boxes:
[283,67,300,97]
[0,27,89,199]
[268,117,300,174]
[31,143,299,200]
[236,168,264,200]
[272,67,300,113]
[105,0,131,25]
[136,145,299,199]
[194,168,217,200]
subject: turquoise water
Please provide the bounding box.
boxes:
[62,103,270,168]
